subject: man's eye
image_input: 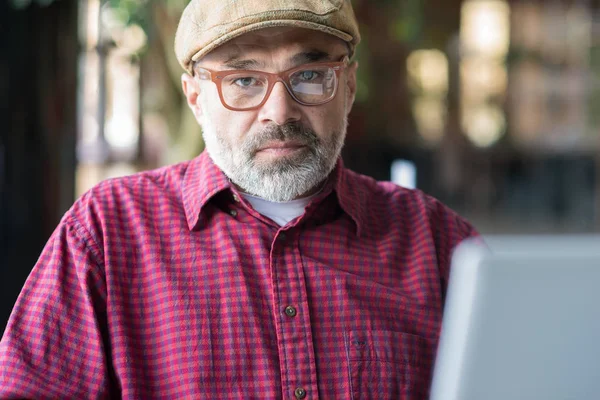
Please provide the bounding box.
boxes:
[233,77,258,87]
[299,70,320,81]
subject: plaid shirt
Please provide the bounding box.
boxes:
[0,151,477,399]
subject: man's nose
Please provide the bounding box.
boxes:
[257,81,302,126]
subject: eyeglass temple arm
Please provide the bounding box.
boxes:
[196,68,212,80]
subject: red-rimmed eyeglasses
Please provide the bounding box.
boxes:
[193,57,349,111]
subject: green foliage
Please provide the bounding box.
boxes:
[107,0,190,31]
[107,0,151,30]
[389,0,422,45]
[353,25,372,104]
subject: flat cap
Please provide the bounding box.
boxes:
[175,0,361,73]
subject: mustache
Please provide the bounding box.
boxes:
[245,122,319,154]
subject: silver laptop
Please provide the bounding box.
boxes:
[430,235,600,400]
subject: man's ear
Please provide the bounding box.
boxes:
[345,61,358,114]
[181,73,203,120]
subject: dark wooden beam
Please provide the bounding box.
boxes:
[0,0,78,334]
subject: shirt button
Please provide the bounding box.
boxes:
[279,233,287,240]
[294,387,307,399]
[230,210,238,217]
[284,306,297,317]
[233,194,240,202]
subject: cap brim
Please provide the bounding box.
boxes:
[186,19,354,72]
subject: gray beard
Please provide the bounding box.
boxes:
[202,120,346,202]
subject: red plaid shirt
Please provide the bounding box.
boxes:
[0,151,477,399]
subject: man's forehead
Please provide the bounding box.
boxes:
[200,27,348,66]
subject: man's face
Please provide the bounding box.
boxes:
[182,27,358,202]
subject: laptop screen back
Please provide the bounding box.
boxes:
[430,236,600,400]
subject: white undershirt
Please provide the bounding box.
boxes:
[240,192,319,226]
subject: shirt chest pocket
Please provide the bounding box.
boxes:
[346,330,432,400]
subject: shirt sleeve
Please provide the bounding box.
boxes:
[428,198,480,303]
[0,213,113,399]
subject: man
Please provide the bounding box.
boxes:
[0,0,478,398]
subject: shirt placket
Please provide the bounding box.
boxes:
[270,229,319,400]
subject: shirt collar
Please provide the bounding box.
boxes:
[329,158,366,237]
[182,151,232,230]
[182,151,366,235]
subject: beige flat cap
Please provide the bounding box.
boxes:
[174,0,361,73]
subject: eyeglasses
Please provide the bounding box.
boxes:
[193,57,349,111]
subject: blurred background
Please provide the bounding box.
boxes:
[1,0,599,333]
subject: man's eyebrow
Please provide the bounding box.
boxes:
[222,56,261,70]
[291,51,332,65]
[219,50,333,70]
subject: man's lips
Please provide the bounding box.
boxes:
[256,141,306,155]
